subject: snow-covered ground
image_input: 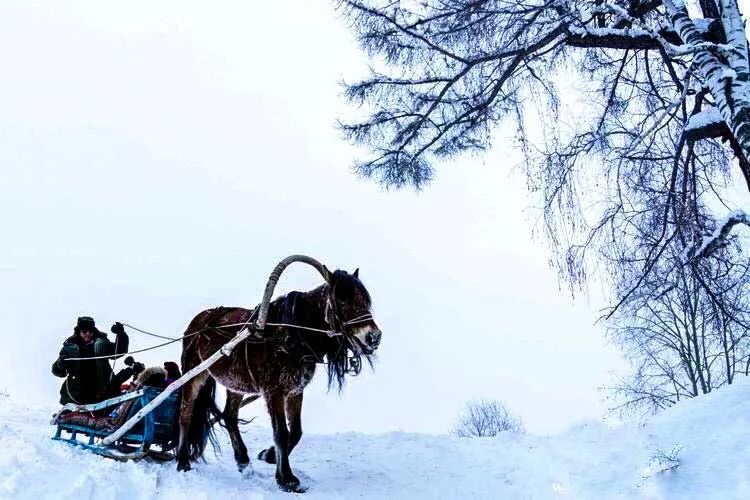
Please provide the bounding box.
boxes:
[2,379,749,499]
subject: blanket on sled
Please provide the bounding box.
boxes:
[54,366,169,431]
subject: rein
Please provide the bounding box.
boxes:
[267,314,373,336]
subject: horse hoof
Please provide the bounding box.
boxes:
[258,447,277,464]
[238,461,252,473]
[282,484,307,493]
[177,461,192,472]
[278,478,305,493]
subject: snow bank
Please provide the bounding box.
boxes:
[2,379,750,499]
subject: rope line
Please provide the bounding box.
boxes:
[121,322,180,340]
[266,322,341,336]
[64,330,204,361]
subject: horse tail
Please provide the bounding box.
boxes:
[186,376,223,461]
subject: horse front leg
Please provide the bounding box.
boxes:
[224,391,251,472]
[266,392,304,492]
[286,392,303,454]
[257,392,304,464]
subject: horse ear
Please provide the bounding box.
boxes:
[353,268,359,278]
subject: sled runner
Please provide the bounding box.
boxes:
[52,386,179,461]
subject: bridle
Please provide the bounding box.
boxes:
[323,282,374,336]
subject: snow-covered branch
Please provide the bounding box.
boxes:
[593,2,732,57]
[683,105,726,140]
[561,0,732,56]
[566,25,670,50]
[691,210,750,259]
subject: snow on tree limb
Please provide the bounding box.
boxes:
[683,105,726,141]
[691,210,750,259]
[578,2,732,57]
[685,106,723,132]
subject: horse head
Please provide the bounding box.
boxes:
[326,268,382,356]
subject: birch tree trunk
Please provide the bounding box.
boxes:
[665,0,750,163]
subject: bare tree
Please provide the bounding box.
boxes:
[609,236,750,416]
[337,0,750,312]
[452,399,525,437]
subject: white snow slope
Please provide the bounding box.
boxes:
[2,378,750,500]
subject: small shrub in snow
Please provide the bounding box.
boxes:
[642,444,682,478]
[452,399,524,437]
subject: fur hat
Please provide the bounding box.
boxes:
[74,316,98,335]
[163,361,181,380]
[133,366,167,389]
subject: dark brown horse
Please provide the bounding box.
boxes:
[176,267,381,492]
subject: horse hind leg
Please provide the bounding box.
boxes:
[224,391,251,472]
[257,446,276,464]
[176,371,210,472]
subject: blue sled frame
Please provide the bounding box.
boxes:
[52,387,180,461]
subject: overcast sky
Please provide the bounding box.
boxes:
[0,1,637,435]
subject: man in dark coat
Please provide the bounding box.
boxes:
[51,316,130,405]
